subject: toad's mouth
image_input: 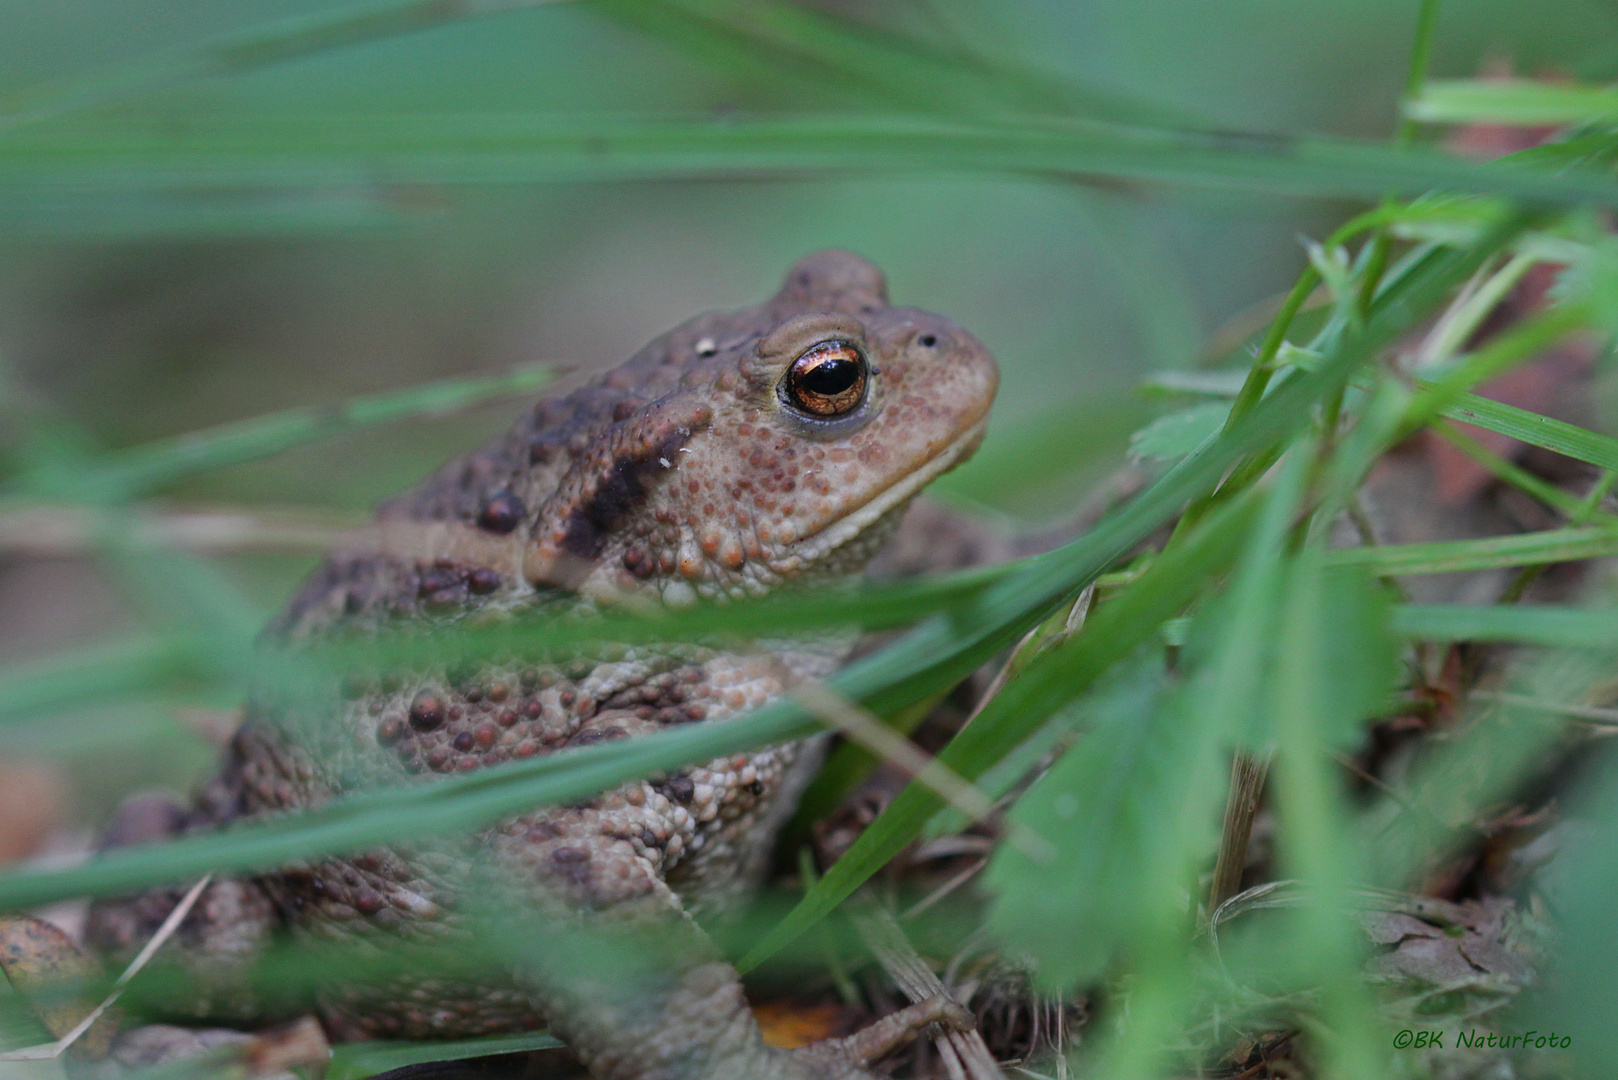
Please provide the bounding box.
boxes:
[778,413,991,568]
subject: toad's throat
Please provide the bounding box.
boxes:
[771,415,989,573]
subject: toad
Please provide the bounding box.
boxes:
[86,250,999,1080]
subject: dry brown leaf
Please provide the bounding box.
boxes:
[0,916,118,1058]
[752,1001,852,1049]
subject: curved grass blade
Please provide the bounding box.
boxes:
[3,114,1618,209]
[0,419,1294,908]
[1399,302,1591,435]
[599,0,1195,127]
[0,0,573,132]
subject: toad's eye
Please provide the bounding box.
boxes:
[782,339,868,418]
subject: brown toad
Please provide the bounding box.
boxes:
[86,251,998,1080]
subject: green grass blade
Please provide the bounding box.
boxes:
[0,691,820,908]
[0,0,571,131]
[0,638,190,724]
[599,0,1193,127]
[0,559,1023,733]
[981,451,1308,990]
[1433,388,1618,471]
[741,492,1263,973]
[0,415,1288,909]
[1182,444,1313,749]
[4,114,1618,208]
[1323,525,1618,575]
[737,213,1533,971]
[1523,751,1618,1069]
[1392,603,1618,646]
[327,1032,565,1080]
[1267,549,1385,1076]
[1400,302,1591,436]
[1410,79,1618,125]
[7,363,551,502]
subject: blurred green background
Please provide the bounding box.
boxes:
[5,0,1617,509]
[0,0,1615,815]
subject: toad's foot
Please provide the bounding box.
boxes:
[787,995,974,1077]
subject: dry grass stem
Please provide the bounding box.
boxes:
[790,682,1053,863]
[848,891,1006,1080]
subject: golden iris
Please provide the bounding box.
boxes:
[783,340,868,417]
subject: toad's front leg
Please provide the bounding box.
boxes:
[486,808,970,1080]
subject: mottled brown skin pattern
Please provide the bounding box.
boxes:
[87,252,997,1080]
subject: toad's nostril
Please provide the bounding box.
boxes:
[919,334,938,347]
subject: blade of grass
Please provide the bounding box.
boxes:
[1410,79,1618,125]
[599,0,1194,126]
[1430,389,1618,471]
[0,558,1016,732]
[798,583,1096,840]
[742,490,1264,973]
[327,1032,564,1080]
[1267,548,1384,1077]
[1501,468,1618,602]
[0,639,192,731]
[0,0,573,132]
[1392,603,1618,645]
[1322,524,1618,575]
[1399,301,1591,435]
[7,363,552,504]
[1196,446,1317,917]
[1429,419,1593,518]
[1413,252,1538,369]
[3,114,1618,208]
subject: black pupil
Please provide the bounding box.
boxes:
[801,353,861,396]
